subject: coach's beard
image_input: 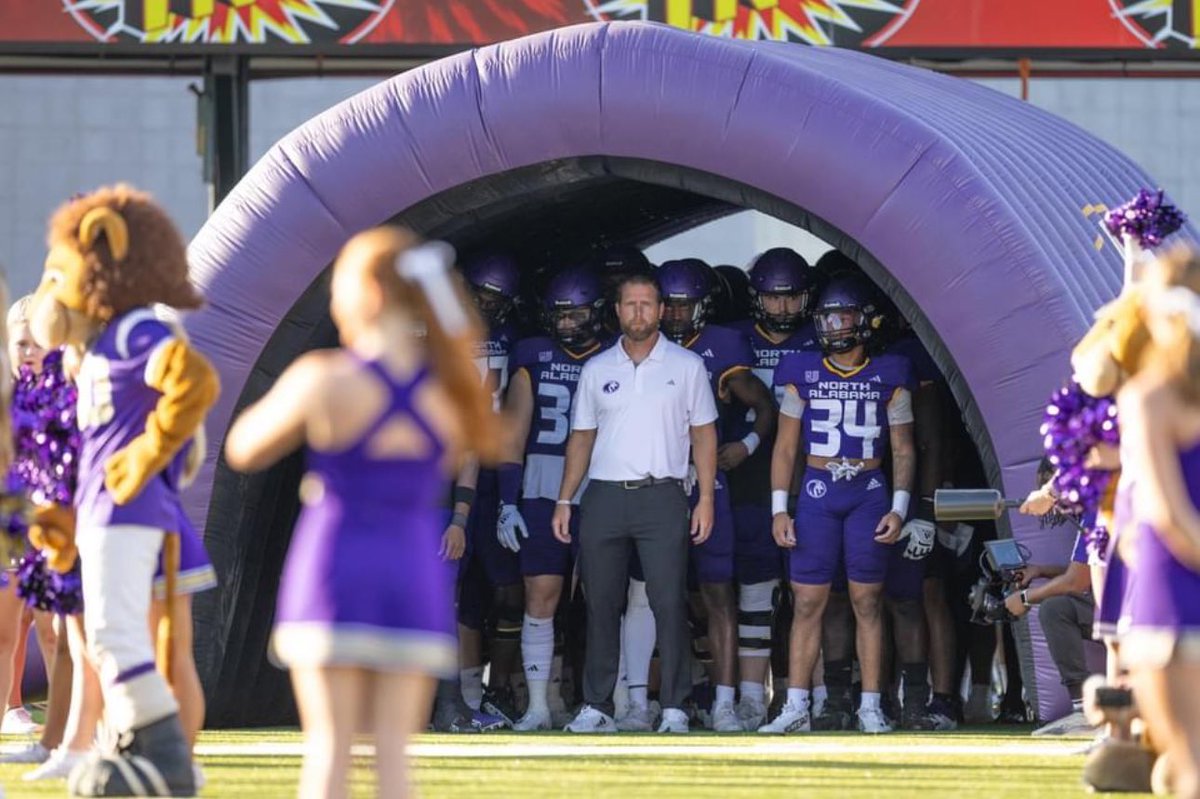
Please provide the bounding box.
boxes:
[622,321,657,342]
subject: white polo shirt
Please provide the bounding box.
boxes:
[572,333,718,482]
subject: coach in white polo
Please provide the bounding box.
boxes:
[552,272,717,734]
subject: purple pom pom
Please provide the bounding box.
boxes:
[15,551,82,615]
[1104,188,1187,249]
[1041,379,1120,527]
[1085,526,1110,564]
[9,350,79,510]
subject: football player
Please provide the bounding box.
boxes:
[454,252,524,724]
[657,257,777,732]
[724,248,821,729]
[764,276,916,735]
[496,267,608,731]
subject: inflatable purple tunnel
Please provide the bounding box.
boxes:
[185,21,1194,725]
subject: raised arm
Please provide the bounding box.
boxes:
[225,352,322,473]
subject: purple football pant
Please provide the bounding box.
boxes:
[466,479,521,588]
[789,467,893,586]
[884,539,929,601]
[518,498,579,578]
[733,503,783,585]
[689,472,735,585]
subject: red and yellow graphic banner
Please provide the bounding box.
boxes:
[0,1,1192,51]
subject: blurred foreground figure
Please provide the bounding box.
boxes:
[226,227,500,799]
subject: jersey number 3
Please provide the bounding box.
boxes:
[808,398,881,458]
[536,382,571,446]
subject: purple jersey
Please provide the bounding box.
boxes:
[682,324,754,444]
[775,350,915,462]
[724,319,819,440]
[75,308,181,530]
[474,322,517,411]
[511,335,604,501]
[886,333,941,387]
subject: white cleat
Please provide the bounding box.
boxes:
[711,701,742,732]
[0,741,50,764]
[1,707,39,736]
[616,704,656,732]
[564,705,617,734]
[1031,710,1092,737]
[513,708,553,732]
[657,708,690,734]
[23,747,87,781]
[736,697,768,732]
[757,701,811,734]
[857,707,894,734]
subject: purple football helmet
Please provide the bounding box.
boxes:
[657,258,715,343]
[812,276,879,355]
[462,253,521,326]
[748,248,814,333]
[543,267,604,349]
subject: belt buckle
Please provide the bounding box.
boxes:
[621,479,643,490]
[827,457,863,483]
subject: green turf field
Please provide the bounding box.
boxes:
[0,727,1150,798]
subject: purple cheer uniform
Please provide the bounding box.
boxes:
[1117,441,1200,667]
[270,359,456,675]
[775,350,915,585]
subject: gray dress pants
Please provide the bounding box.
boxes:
[578,480,691,713]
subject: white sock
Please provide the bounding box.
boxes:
[787,687,810,710]
[460,667,484,711]
[623,580,656,710]
[522,615,554,714]
[740,681,765,703]
[860,691,881,712]
[813,684,828,705]
[715,685,736,706]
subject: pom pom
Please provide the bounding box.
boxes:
[15,551,82,615]
[1103,189,1187,249]
[9,350,79,509]
[1041,379,1120,553]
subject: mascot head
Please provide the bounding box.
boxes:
[29,184,201,350]
[1070,288,1151,399]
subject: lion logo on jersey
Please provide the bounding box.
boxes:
[806,478,828,499]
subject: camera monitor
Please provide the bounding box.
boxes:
[984,539,1026,571]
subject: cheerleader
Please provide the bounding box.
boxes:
[1117,246,1200,798]
[225,227,500,799]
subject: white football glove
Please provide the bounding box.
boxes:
[899,518,936,561]
[937,522,975,557]
[497,504,529,553]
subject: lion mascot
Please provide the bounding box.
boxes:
[28,184,219,797]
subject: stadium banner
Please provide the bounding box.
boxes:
[3,1,1198,54]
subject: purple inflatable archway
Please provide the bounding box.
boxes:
[186,21,1192,725]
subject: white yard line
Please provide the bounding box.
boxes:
[0,738,1088,759]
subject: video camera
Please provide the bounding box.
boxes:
[933,489,1030,625]
[966,539,1030,625]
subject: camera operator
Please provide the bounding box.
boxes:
[1006,460,1099,736]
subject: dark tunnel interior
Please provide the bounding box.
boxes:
[194,155,1002,726]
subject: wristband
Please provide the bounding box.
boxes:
[740,431,761,456]
[891,490,911,519]
[498,462,523,505]
[555,499,572,506]
[450,511,469,529]
[453,486,476,507]
[771,490,789,516]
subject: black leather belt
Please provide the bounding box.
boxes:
[597,477,681,490]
